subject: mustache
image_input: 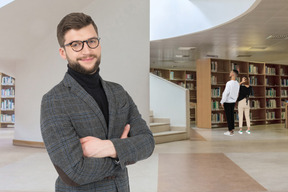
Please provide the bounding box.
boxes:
[77,55,97,61]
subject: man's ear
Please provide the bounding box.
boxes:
[59,47,67,60]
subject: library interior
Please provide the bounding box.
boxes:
[1,0,288,192]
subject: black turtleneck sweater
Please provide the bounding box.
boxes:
[67,66,109,126]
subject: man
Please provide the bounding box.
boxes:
[220,69,240,136]
[40,12,155,191]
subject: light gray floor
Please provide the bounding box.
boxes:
[1,124,288,192]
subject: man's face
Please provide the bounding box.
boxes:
[59,24,101,74]
[229,71,233,78]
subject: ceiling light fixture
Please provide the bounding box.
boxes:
[266,34,288,40]
[178,47,196,50]
[175,54,190,58]
[206,54,218,58]
[237,55,252,57]
[250,46,267,50]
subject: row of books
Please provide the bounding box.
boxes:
[266,112,276,120]
[232,63,240,73]
[266,99,277,108]
[1,99,14,110]
[211,76,217,84]
[281,79,288,86]
[186,73,195,80]
[152,70,163,77]
[2,76,15,85]
[250,76,258,85]
[281,112,285,119]
[280,69,288,76]
[265,66,276,75]
[211,113,224,123]
[211,87,221,97]
[177,82,185,88]
[281,90,288,97]
[251,100,260,108]
[211,61,218,72]
[211,100,220,110]
[186,83,195,90]
[281,101,287,107]
[249,64,259,74]
[1,114,15,123]
[1,88,15,97]
[265,88,277,97]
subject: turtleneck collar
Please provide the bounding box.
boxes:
[67,65,102,89]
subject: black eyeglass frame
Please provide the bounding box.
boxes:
[64,37,101,52]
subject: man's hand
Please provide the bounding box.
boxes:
[221,103,224,108]
[80,124,130,158]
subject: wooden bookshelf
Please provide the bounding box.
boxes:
[0,73,15,128]
[150,67,196,123]
[197,58,288,128]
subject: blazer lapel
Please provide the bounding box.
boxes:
[101,79,116,138]
[63,73,108,136]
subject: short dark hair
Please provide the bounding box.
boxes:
[57,12,98,47]
[232,69,239,76]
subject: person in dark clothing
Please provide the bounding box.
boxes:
[40,12,155,191]
[237,76,253,134]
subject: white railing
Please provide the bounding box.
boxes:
[150,73,190,132]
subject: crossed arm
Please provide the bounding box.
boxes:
[80,124,130,158]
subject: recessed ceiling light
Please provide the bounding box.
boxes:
[206,54,218,58]
[250,46,267,50]
[0,0,14,8]
[175,54,190,58]
[266,34,288,40]
[178,47,196,50]
[237,55,252,57]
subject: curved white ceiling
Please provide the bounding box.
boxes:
[150,0,257,41]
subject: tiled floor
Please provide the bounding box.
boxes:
[1,124,288,192]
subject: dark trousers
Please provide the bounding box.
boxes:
[224,103,236,131]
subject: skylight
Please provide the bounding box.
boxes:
[0,0,14,9]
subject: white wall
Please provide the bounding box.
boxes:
[14,0,150,142]
[0,61,16,78]
[150,74,188,127]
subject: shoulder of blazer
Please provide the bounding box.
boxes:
[42,73,72,101]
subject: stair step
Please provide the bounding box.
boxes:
[153,131,188,144]
[150,122,170,133]
[152,118,170,124]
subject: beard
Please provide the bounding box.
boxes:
[67,54,101,75]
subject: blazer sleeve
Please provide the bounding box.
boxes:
[110,91,155,169]
[40,92,121,186]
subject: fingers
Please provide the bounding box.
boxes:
[80,136,93,144]
[121,124,130,139]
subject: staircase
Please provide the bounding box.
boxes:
[150,111,188,144]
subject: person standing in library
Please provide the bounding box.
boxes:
[220,69,240,136]
[237,76,253,134]
[40,12,155,192]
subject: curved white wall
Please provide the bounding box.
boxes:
[150,0,258,41]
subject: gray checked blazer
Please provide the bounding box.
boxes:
[41,73,155,192]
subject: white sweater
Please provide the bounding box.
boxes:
[220,80,240,104]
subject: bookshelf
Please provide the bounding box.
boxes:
[0,73,15,128]
[197,58,287,128]
[150,67,196,123]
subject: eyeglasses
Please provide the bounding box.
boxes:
[64,37,101,52]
